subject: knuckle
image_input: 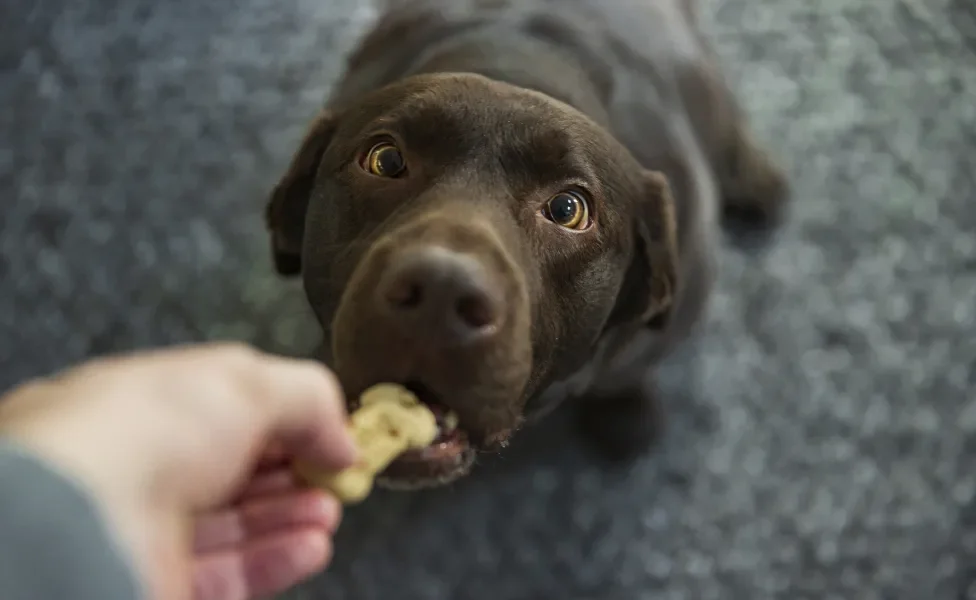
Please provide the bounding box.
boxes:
[210,341,262,368]
[299,359,343,394]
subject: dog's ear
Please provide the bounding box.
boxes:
[265,110,338,276]
[608,170,679,330]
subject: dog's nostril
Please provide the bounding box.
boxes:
[455,294,494,329]
[377,246,502,345]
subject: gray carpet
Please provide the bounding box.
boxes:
[2,0,975,598]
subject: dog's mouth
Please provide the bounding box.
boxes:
[361,381,477,485]
[396,382,469,458]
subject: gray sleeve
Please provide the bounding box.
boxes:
[0,441,143,600]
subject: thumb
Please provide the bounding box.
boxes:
[251,359,359,471]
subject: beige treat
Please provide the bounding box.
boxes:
[294,383,438,504]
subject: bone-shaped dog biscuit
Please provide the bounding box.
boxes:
[294,383,438,504]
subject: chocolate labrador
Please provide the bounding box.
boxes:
[264,0,788,488]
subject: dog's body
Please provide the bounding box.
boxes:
[266,0,787,486]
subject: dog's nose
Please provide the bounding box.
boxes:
[377,246,501,346]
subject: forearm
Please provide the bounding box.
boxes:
[0,441,142,600]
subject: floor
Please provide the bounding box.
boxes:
[1,0,975,598]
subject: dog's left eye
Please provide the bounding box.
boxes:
[543,190,591,230]
[363,142,407,178]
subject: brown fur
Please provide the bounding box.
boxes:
[264,0,788,485]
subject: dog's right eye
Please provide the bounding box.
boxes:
[363,142,407,178]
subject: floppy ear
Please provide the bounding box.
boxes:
[608,170,679,330]
[265,110,338,276]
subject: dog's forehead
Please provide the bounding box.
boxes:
[376,76,603,145]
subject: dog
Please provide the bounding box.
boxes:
[263,0,788,489]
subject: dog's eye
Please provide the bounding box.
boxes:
[543,191,590,230]
[364,142,406,178]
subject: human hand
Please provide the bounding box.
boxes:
[0,342,358,600]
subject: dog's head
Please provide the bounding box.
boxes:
[265,73,677,487]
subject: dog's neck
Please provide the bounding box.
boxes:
[402,22,613,128]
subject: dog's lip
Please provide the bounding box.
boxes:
[393,429,470,462]
[381,415,473,481]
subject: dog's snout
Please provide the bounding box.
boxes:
[377,246,501,346]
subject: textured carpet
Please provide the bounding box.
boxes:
[2,0,975,598]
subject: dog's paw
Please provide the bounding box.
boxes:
[718,133,790,248]
[576,377,663,463]
[721,174,789,233]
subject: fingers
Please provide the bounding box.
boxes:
[192,488,341,600]
[233,469,297,501]
[194,490,341,554]
[192,529,332,600]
